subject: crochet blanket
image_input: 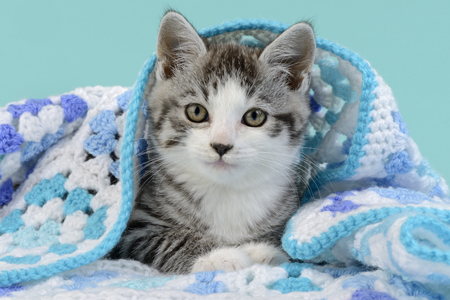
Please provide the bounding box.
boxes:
[1,19,449,299]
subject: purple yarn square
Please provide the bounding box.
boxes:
[385,151,414,175]
[0,124,25,155]
[309,94,321,112]
[61,94,88,123]
[0,179,14,206]
[0,284,25,297]
[7,98,52,118]
[321,191,361,217]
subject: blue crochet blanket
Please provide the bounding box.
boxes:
[0,19,449,299]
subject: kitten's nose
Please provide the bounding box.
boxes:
[211,143,233,157]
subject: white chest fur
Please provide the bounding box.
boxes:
[198,179,286,244]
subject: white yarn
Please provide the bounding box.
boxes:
[18,105,64,143]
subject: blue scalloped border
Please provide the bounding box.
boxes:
[282,206,450,260]
[400,215,450,264]
[0,18,376,287]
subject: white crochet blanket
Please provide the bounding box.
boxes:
[1,20,449,299]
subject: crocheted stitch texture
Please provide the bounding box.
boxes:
[0,19,449,299]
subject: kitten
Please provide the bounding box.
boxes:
[109,11,315,274]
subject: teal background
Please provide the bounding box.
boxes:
[1,0,450,182]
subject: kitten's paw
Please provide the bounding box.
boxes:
[240,242,289,266]
[191,247,253,273]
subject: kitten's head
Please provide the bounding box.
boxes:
[146,12,315,186]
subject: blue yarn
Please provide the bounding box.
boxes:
[416,237,437,249]
[141,99,149,119]
[0,255,41,265]
[282,206,450,260]
[400,215,450,265]
[83,110,118,157]
[117,90,133,111]
[24,174,67,207]
[391,111,408,136]
[21,128,64,163]
[318,58,344,85]
[195,270,224,282]
[359,223,383,258]
[314,246,338,263]
[0,18,389,288]
[359,213,407,260]
[185,270,225,295]
[303,131,323,155]
[325,110,339,126]
[417,160,431,177]
[351,247,365,263]
[62,271,118,291]
[342,275,377,290]
[240,35,263,48]
[83,206,108,240]
[135,139,148,178]
[321,191,360,217]
[48,244,78,255]
[84,134,117,157]
[427,273,450,284]
[89,110,117,133]
[0,179,14,206]
[385,151,414,175]
[318,57,358,103]
[61,94,88,123]
[280,262,313,277]
[25,161,37,180]
[342,137,352,155]
[109,160,120,178]
[417,160,440,182]
[387,241,405,274]
[321,199,361,216]
[0,209,24,234]
[369,188,430,205]
[0,284,24,297]
[63,188,93,216]
[134,138,148,155]
[272,277,322,293]
[326,160,345,170]
[429,185,444,198]
[372,175,397,189]
[389,274,444,300]
[303,36,378,191]
[309,94,321,112]
[324,266,370,279]
[351,289,396,300]
[0,124,25,155]
[13,220,60,249]
[112,276,175,290]
[6,98,52,118]
[185,281,226,295]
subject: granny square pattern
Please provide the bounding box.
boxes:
[0,19,449,299]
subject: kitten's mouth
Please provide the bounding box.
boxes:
[207,159,234,170]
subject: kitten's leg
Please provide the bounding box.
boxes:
[112,225,220,274]
[239,242,290,266]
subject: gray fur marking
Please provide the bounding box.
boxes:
[109,11,315,274]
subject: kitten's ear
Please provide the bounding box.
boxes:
[157,12,207,79]
[259,23,316,90]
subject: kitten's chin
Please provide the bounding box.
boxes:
[200,159,246,184]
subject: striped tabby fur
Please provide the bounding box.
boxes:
[109,11,316,274]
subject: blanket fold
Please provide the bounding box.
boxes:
[0,19,449,299]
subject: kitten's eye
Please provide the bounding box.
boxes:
[186,104,208,123]
[243,109,267,127]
